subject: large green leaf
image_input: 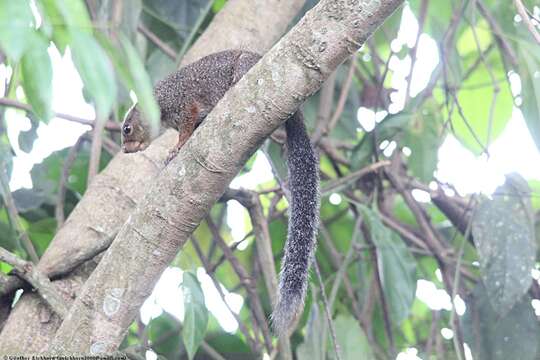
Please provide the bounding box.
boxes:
[358,205,417,325]
[449,64,513,155]
[181,272,208,360]
[21,33,53,122]
[0,0,35,61]
[39,0,92,53]
[456,20,492,58]
[45,0,91,30]
[120,35,160,137]
[462,283,540,360]
[471,174,537,314]
[69,30,116,118]
[329,315,374,360]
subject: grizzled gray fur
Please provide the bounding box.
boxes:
[121,50,320,336]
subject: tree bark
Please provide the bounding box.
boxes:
[48,0,404,353]
[0,0,306,353]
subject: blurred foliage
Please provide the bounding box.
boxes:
[0,0,539,359]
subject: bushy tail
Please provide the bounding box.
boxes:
[271,111,320,336]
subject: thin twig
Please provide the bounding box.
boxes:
[313,56,357,144]
[361,223,396,357]
[404,0,429,104]
[318,224,364,324]
[449,197,476,360]
[313,260,342,360]
[0,97,119,131]
[0,165,39,263]
[175,0,215,67]
[322,160,390,196]
[191,236,260,354]
[0,246,68,318]
[138,24,177,60]
[469,1,499,149]
[514,0,540,44]
[56,135,85,230]
[476,0,518,68]
[312,70,337,141]
[424,311,440,357]
[88,116,106,184]
[205,217,273,353]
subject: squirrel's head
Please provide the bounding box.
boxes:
[121,105,152,153]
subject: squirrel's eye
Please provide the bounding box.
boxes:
[123,124,133,136]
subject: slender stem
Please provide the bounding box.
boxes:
[314,260,342,360]
[0,97,119,131]
[0,164,39,263]
[514,0,540,44]
[138,24,177,60]
[176,0,215,67]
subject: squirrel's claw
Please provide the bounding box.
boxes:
[164,147,180,165]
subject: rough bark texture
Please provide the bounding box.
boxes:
[48,0,404,353]
[0,0,306,353]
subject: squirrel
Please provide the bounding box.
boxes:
[121,50,320,336]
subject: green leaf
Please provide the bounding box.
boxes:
[119,0,142,37]
[456,20,492,58]
[471,174,537,314]
[518,42,540,152]
[402,100,445,181]
[212,0,227,13]
[17,114,39,153]
[296,304,325,360]
[263,141,288,183]
[147,313,183,359]
[27,217,56,256]
[182,272,208,360]
[329,315,374,360]
[0,0,35,61]
[120,34,160,137]
[0,133,14,179]
[447,62,513,154]
[147,47,176,85]
[462,283,540,360]
[21,33,53,122]
[358,205,417,324]
[0,210,17,252]
[12,188,48,213]
[39,0,92,53]
[53,0,92,30]
[69,30,116,118]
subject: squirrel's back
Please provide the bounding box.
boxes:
[154,50,261,119]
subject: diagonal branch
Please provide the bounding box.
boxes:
[0,247,68,318]
[0,0,308,353]
[0,164,39,263]
[49,0,404,353]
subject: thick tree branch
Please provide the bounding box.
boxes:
[48,0,404,353]
[0,0,307,353]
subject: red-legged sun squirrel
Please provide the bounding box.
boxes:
[121,49,319,336]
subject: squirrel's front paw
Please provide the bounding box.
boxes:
[164,147,180,165]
